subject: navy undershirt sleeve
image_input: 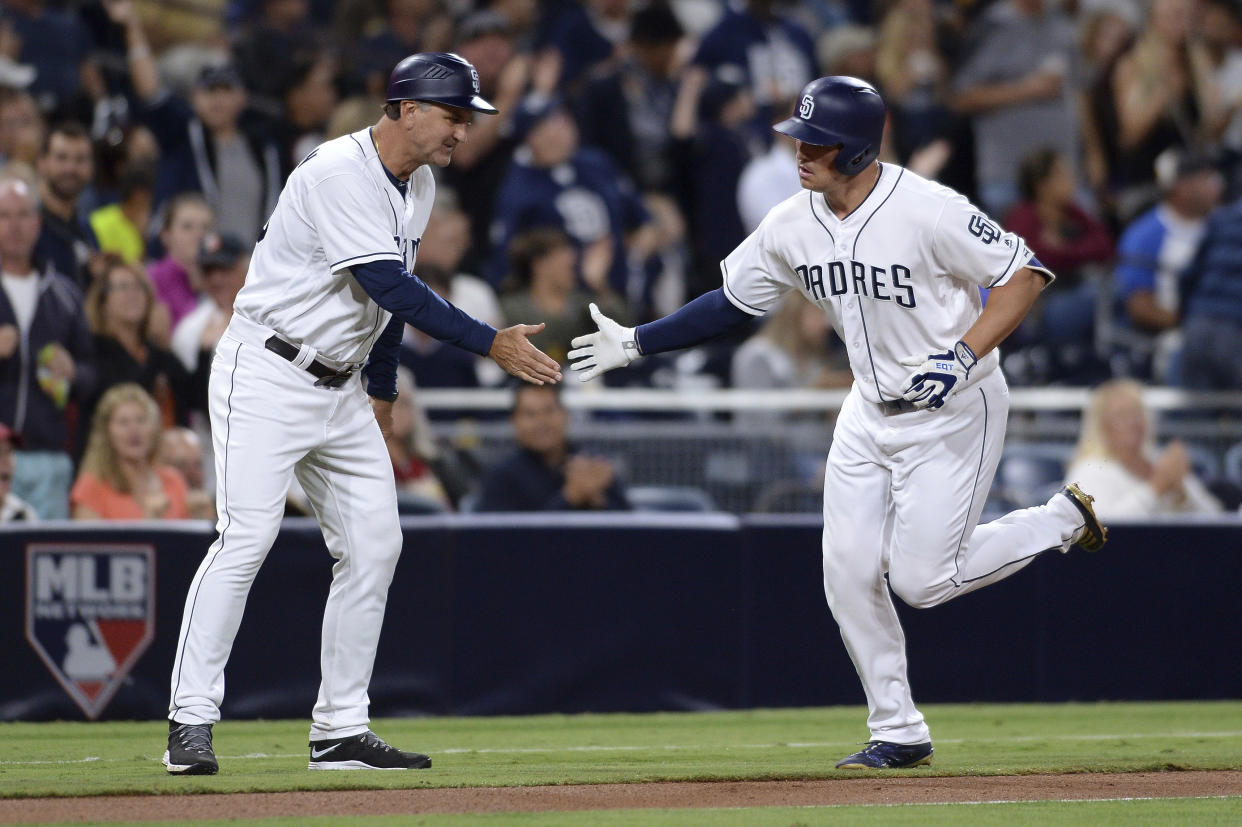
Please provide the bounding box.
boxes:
[351,259,497,357]
[635,287,755,355]
[364,315,403,401]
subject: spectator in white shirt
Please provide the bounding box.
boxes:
[170,233,248,373]
[1065,378,1222,519]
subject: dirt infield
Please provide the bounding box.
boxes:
[3,771,1239,823]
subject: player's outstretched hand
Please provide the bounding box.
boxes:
[490,323,562,385]
[899,341,978,410]
[568,303,639,382]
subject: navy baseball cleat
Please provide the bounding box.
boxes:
[308,730,431,770]
[1060,482,1107,551]
[163,721,218,775]
[836,740,933,769]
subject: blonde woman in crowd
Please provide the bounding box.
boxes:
[730,293,852,427]
[1065,379,1222,519]
[731,293,852,393]
[71,383,190,520]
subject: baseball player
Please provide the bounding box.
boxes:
[569,77,1107,769]
[163,52,561,775]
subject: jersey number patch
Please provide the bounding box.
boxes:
[967,214,1001,244]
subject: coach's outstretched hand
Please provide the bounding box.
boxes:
[490,323,562,385]
[568,303,639,382]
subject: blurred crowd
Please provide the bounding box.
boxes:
[0,0,1241,521]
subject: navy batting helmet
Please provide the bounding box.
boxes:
[386,52,498,114]
[773,76,885,176]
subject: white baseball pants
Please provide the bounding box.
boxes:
[822,369,1086,745]
[169,316,402,741]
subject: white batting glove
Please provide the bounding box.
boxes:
[568,303,640,382]
[899,341,978,410]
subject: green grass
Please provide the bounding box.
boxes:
[32,798,1242,827]
[2,701,1241,799]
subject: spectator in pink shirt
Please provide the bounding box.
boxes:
[148,193,214,329]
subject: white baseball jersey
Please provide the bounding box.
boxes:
[169,127,432,743]
[715,163,1086,750]
[719,164,1052,403]
[233,127,432,364]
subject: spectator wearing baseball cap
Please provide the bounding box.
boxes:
[0,422,37,522]
[170,232,248,376]
[1110,149,1225,382]
[104,2,281,247]
[572,1,685,195]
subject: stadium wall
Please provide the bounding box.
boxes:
[2,516,1239,721]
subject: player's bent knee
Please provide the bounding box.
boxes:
[887,570,954,609]
[890,586,943,609]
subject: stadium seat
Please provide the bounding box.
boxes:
[1223,442,1242,487]
[751,479,823,513]
[980,490,1020,523]
[625,485,718,512]
[995,444,1070,508]
[396,491,448,515]
[1183,442,1222,483]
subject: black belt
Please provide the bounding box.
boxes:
[878,398,919,416]
[264,336,356,388]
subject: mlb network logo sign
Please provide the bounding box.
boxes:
[25,544,155,720]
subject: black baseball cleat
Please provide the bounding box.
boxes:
[308,730,431,770]
[1060,482,1108,551]
[836,740,933,769]
[163,721,218,775]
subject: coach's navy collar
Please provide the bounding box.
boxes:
[369,128,408,196]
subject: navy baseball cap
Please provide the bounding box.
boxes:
[458,10,511,42]
[509,93,568,142]
[200,233,248,269]
[197,64,244,90]
[698,65,748,121]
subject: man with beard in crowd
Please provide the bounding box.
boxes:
[34,121,100,289]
